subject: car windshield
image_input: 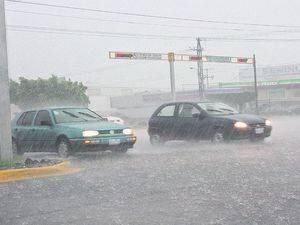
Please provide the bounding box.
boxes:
[53,108,104,123]
[197,102,239,115]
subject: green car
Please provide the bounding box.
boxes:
[11,107,136,157]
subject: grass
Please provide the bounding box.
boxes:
[0,155,24,169]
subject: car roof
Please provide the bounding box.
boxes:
[162,100,212,105]
[21,106,88,112]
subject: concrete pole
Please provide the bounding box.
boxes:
[168,52,176,101]
[253,54,259,115]
[196,38,204,99]
[0,0,13,161]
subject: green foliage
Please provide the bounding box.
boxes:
[10,75,90,109]
[0,155,23,169]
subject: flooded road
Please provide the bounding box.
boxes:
[1,116,299,225]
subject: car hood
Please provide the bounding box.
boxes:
[213,113,266,124]
[56,121,127,131]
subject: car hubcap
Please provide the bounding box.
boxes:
[58,141,68,157]
[213,132,224,143]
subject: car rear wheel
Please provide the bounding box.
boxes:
[57,138,71,158]
[12,139,24,156]
[150,134,165,146]
[211,131,225,143]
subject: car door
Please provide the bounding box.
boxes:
[31,110,57,151]
[14,111,37,152]
[174,103,209,140]
[148,104,177,140]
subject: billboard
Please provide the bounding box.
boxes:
[239,64,300,81]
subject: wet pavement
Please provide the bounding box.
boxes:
[0,116,299,225]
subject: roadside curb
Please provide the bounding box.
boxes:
[0,160,81,183]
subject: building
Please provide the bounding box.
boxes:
[109,78,300,118]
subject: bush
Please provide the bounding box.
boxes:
[10,75,89,109]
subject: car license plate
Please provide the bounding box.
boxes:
[255,128,264,134]
[109,139,120,145]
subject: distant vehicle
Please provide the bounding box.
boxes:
[104,116,125,125]
[288,106,300,115]
[259,104,290,115]
[148,101,272,144]
[11,107,136,157]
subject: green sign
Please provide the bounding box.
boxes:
[219,78,300,88]
[206,56,232,63]
[203,55,253,64]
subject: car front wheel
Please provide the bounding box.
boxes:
[211,131,225,143]
[57,138,71,158]
[150,134,165,146]
[112,145,128,153]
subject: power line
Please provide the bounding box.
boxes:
[7,25,300,42]
[5,0,300,29]
[6,9,265,32]
[8,25,194,40]
[8,28,192,41]
[7,9,300,41]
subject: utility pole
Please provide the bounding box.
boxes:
[253,54,259,115]
[0,0,13,161]
[168,52,176,101]
[204,69,214,89]
[196,38,204,99]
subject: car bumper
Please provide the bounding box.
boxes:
[230,126,272,140]
[69,135,137,151]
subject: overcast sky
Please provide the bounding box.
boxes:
[4,0,300,92]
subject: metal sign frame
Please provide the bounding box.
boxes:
[109,51,256,109]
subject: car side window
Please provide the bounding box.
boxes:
[34,110,52,126]
[16,113,26,126]
[156,105,176,117]
[20,111,36,126]
[178,104,201,118]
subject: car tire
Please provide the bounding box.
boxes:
[250,137,265,143]
[211,131,225,143]
[56,138,71,158]
[112,145,128,153]
[150,134,165,146]
[12,138,24,156]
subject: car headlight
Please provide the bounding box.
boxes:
[82,130,99,137]
[234,121,248,128]
[123,128,134,135]
[265,119,271,126]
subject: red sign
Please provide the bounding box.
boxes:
[115,53,133,58]
[237,58,249,63]
[189,56,201,61]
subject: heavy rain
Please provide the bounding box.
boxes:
[0,0,300,225]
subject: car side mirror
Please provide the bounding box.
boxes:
[192,113,206,120]
[41,120,52,126]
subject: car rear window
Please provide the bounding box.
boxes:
[17,111,36,126]
[16,112,26,126]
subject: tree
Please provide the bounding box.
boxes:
[10,75,90,109]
